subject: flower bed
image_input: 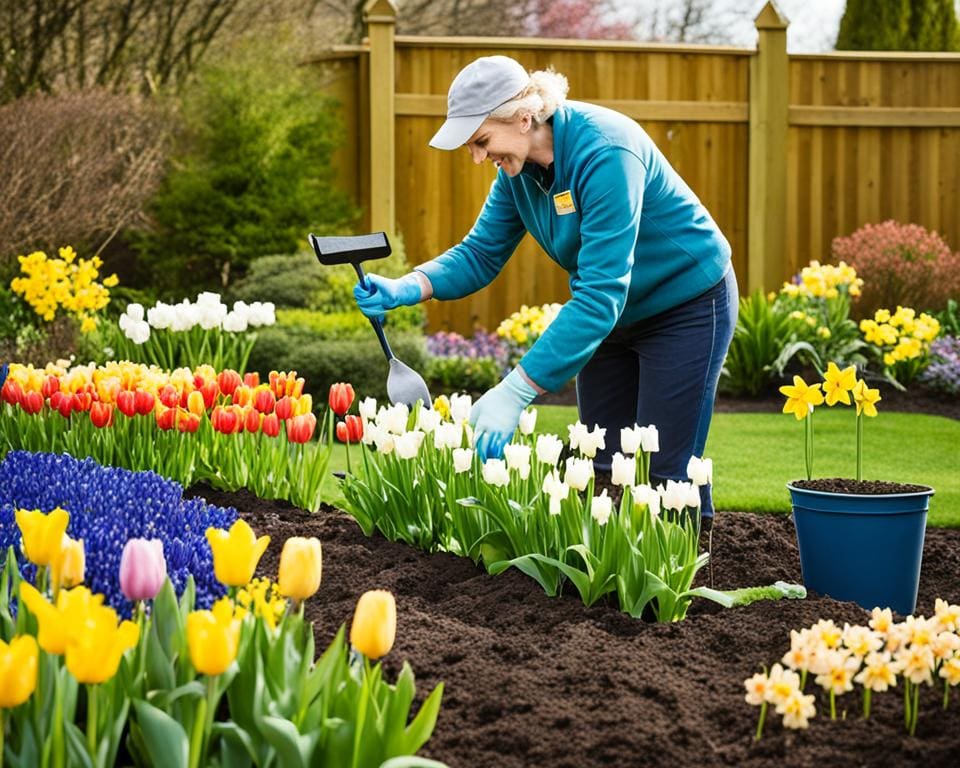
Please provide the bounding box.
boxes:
[214,487,960,768]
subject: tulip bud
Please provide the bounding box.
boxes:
[41,375,60,399]
[117,390,137,417]
[350,590,396,661]
[187,390,205,417]
[90,401,113,428]
[119,538,167,601]
[277,537,322,602]
[15,507,70,567]
[158,383,179,409]
[0,635,39,708]
[52,534,85,589]
[217,369,242,398]
[155,406,176,431]
[328,382,355,416]
[178,410,201,433]
[261,412,280,437]
[244,407,261,433]
[134,389,155,415]
[243,372,260,388]
[274,396,294,420]
[21,390,44,415]
[199,380,219,409]
[187,598,241,676]
[285,413,316,444]
[253,387,276,414]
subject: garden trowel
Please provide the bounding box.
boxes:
[308,232,432,409]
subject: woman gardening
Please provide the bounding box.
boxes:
[353,56,737,529]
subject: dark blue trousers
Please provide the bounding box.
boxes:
[576,266,738,520]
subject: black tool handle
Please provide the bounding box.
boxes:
[352,262,395,361]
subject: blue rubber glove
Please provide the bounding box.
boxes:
[353,273,423,321]
[469,368,538,461]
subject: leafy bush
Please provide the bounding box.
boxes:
[831,220,960,318]
[276,306,424,338]
[859,306,942,387]
[425,356,502,395]
[132,39,356,296]
[920,336,960,395]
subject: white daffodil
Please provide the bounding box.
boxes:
[610,452,636,487]
[765,663,802,706]
[503,443,531,480]
[686,455,713,486]
[591,489,612,526]
[541,470,569,516]
[638,424,660,453]
[417,407,442,434]
[620,424,642,455]
[854,651,900,692]
[518,407,538,435]
[358,397,378,421]
[434,422,463,451]
[450,393,473,423]
[630,483,660,518]
[841,624,883,659]
[895,644,935,685]
[567,422,589,453]
[744,671,770,706]
[934,598,960,633]
[452,448,473,474]
[535,434,564,466]
[395,430,425,460]
[481,458,510,487]
[932,631,960,662]
[578,425,606,459]
[776,689,816,729]
[564,456,593,492]
[814,650,861,695]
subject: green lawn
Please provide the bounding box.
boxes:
[323,406,960,527]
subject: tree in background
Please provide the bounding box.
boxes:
[131,39,356,295]
[836,0,959,51]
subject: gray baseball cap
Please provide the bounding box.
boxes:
[429,56,531,150]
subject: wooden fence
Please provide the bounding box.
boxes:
[309,0,960,335]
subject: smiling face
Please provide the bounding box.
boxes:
[464,115,534,177]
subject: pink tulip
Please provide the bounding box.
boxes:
[119,538,167,601]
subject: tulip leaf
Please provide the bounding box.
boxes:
[211,721,259,765]
[397,681,444,756]
[147,680,205,710]
[487,554,561,596]
[132,699,190,768]
[152,578,184,660]
[257,716,319,768]
[63,722,94,768]
[145,628,177,690]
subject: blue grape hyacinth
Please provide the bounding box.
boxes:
[0,450,238,616]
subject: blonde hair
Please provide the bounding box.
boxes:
[488,69,569,124]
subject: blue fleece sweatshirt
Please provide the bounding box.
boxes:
[416,100,731,392]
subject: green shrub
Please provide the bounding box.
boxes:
[276,307,424,339]
[229,251,325,308]
[248,325,429,404]
[424,356,501,396]
[131,38,356,296]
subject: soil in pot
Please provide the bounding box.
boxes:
[791,478,933,494]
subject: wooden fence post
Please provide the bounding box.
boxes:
[748,1,789,293]
[364,0,397,238]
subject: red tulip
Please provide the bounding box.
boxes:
[158,384,179,409]
[193,374,206,390]
[90,401,113,428]
[41,375,60,399]
[253,387,276,414]
[261,412,280,437]
[2,378,22,405]
[275,396,295,420]
[328,383,355,416]
[336,414,364,443]
[49,390,66,412]
[117,390,136,417]
[178,409,200,433]
[244,407,262,433]
[155,406,176,431]
[71,392,92,412]
[199,380,218,409]
[217,370,242,398]
[232,385,253,408]
[21,390,44,415]
[56,393,73,418]
[286,413,316,444]
[243,372,260,388]
[134,390,155,415]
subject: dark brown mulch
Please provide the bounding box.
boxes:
[186,483,960,768]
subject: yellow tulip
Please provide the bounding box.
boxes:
[51,534,85,590]
[15,507,70,567]
[277,537,322,602]
[350,590,396,661]
[65,604,139,684]
[206,519,270,587]
[0,635,39,708]
[186,598,241,675]
[20,583,104,655]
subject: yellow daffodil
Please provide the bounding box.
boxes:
[0,635,39,708]
[852,380,881,417]
[65,605,139,684]
[236,578,287,631]
[822,362,857,406]
[811,619,842,650]
[779,376,824,420]
[186,598,241,675]
[350,590,396,661]
[277,537,322,603]
[15,507,70,567]
[206,519,270,587]
[20,583,104,655]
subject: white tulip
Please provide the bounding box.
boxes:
[610,452,636,487]
[360,420,378,446]
[373,430,396,455]
[620,425,642,455]
[518,408,538,435]
[541,470,569,515]
[631,484,661,518]
[591,489,613,526]
[147,302,174,330]
[503,443,531,480]
[433,422,463,451]
[686,456,713,486]
[450,393,473,423]
[377,403,409,435]
[639,425,660,453]
[659,480,687,512]
[246,301,276,327]
[578,425,606,458]
[125,303,145,322]
[395,430,425,460]
[453,448,474,473]
[417,407,442,434]
[535,434,564,466]
[684,482,702,510]
[222,310,248,333]
[126,319,151,345]
[481,458,510,487]
[564,456,593,492]
[567,421,589,452]
[196,291,222,306]
[358,397,378,420]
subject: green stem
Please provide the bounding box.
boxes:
[804,413,812,480]
[830,689,836,720]
[754,700,767,740]
[1,710,5,768]
[944,682,950,710]
[863,687,871,719]
[188,689,207,768]
[86,684,98,760]
[856,412,863,482]
[910,683,920,736]
[53,670,65,768]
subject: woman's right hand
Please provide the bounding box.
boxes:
[353,273,424,320]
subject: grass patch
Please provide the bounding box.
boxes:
[323,405,960,527]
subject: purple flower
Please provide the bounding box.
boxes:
[921,336,960,395]
[119,538,167,601]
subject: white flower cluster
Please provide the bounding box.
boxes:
[118,292,276,344]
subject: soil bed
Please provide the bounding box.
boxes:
[186,485,960,768]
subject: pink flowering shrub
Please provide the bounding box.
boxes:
[830,221,960,319]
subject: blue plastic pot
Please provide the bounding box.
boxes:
[787,483,934,615]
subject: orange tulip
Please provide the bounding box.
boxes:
[328,383,355,416]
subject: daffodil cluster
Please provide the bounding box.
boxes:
[859,306,941,385]
[780,260,863,300]
[746,600,960,737]
[495,302,563,366]
[9,246,118,333]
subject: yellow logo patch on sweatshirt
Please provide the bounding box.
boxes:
[553,190,576,216]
